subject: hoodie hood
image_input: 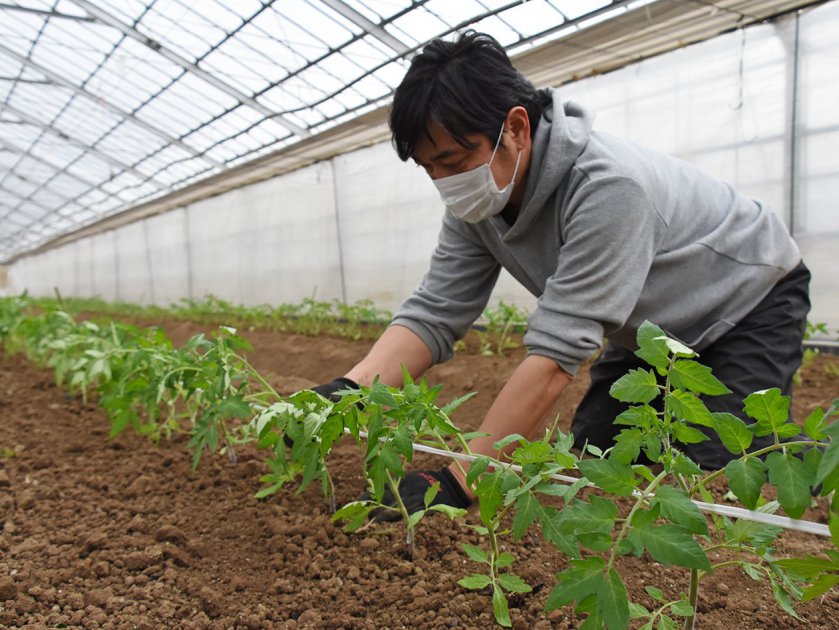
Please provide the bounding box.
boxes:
[504,90,594,240]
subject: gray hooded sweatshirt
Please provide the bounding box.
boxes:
[391,90,801,375]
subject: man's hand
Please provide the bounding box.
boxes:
[284,377,359,447]
[310,376,359,402]
[361,467,472,522]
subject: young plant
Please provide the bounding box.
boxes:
[475,300,528,356]
[251,393,337,511]
[794,321,829,385]
[543,321,835,629]
[333,371,473,556]
[458,425,585,627]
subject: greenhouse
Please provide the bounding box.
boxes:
[1,0,838,628]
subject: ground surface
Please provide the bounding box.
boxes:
[1,318,838,629]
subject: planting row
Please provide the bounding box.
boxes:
[1,294,838,629]
[36,293,531,356]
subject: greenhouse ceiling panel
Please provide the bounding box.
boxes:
[0,0,817,262]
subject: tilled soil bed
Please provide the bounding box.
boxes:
[1,318,838,629]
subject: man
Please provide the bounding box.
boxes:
[311,31,809,515]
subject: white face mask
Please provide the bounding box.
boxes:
[433,124,522,224]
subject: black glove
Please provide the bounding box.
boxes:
[310,376,359,402]
[361,467,472,522]
[284,377,360,446]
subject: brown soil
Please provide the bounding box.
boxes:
[1,318,838,629]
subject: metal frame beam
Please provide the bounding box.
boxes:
[320,0,412,57]
[0,3,94,23]
[70,0,311,139]
[1,102,166,190]
[0,42,224,169]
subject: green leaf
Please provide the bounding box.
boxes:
[744,389,790,433]
[636,524,711,570]
[725,457,766,509]
[651,486,708,535]
[577,532,614,552]
[670,599,694,617]
[629,602,651,619]
[476,469,519,526]
[512,492,539,541]
[666,390,713,427]
[577,459,637,496]
[657,615,679,630]
[545,557,605,611]
[428,504,467,519]
[634,321,671,372]
[367,381,400,407]
[598,568,629,630]
[423,481,440,508]
[466,456,490,488]
[614,404,658,429]
[492,587,511,627]
[407,510,425,530]
[560,496,618,534]
[816,440,839,486]
[392,423,415,460]
[775,555,839,578]
[671,423,710,445]
[712,412,753,454]
[610,429,643,464]
[770,579,802,620]
[645,585,665,602]
[801,573,839,602]
[609,368,659,404]
[512,440,553,464]
[631,505,660,529]
[831,511,839,549]
[458,574,492,590]
[804,407,827,440]
[775,423,802,439]
[766,452,814,519]
[658,336,696,358]
[727,504,783,548]
[498,573,532,593]
[670,360,731,395]
[216,395,252,418]
[540,506,580,558]
[462,543,489,564]
[643,433,662,463]
[496,552,515,569]
[331,501,374,533]
[493,433,528,451]
[672,453,702,476]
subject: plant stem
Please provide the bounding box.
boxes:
[609,469,669,571]
[385,470,415,557]
[683,569,699,630]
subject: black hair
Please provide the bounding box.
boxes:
[389,30,550,162]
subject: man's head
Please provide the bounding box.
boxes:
[389,30,547,164]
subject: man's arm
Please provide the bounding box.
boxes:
[344,324,433,387]
[447,354,572,499]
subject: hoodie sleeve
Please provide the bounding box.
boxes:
[391,212,501,364]
[524,173,667,375]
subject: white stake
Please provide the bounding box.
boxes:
[350,428,832,537]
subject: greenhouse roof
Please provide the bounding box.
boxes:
[0,0,819,262]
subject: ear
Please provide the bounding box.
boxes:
[505,106,531,151]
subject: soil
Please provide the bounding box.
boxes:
[1,317,838,629]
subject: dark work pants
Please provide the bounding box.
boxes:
[570,262,812,470]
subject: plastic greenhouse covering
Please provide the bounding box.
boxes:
[1,0,838,332]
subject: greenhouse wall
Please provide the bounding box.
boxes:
[8,4,838,332]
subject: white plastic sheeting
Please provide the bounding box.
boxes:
[8,5,839,333]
